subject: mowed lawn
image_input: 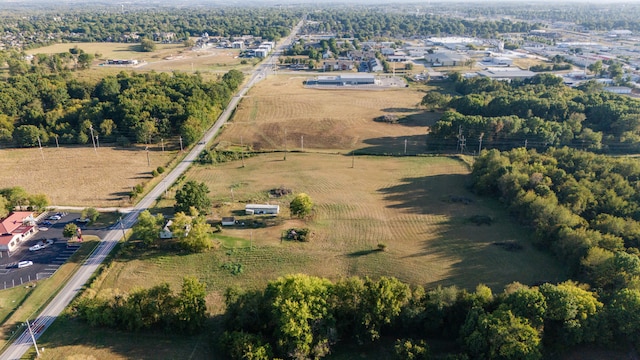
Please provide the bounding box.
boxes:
[0,145,176,207]
[215,75,440,154]
[88,153,565,304]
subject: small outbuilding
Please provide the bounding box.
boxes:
[245,204,280,215]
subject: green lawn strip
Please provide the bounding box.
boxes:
[26,317,211,360]
[0,237,100,351]
[214,234,251,249]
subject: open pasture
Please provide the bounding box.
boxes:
[93,153,565,306]
[27,42,246,76]
[31,153,567,359]
[215,75,440,154]
[0,145,176,207]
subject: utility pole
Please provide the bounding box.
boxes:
[54,134,59,148]
[161,138,164,153]
[119,217,126,239]
[404,138,408,155]
[478,132,484,154]
[89,125,97,154]
[524,139,528,149]
[26,319,40,357]
[283,129,287,161]
[457,125,466,154]
[179,137,183,152]
[146,146,150,166]
[301,135,304,152]
[95,135,100,148]
[37,136,44,161]
[240,136,245,168]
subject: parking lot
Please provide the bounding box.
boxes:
[0,212,105,290]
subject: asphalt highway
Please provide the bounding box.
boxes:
[0,20,303,360]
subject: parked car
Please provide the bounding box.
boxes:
[29,243,44,251]
[38,227,49,231]
[76,218,90,223]
[17,261,33,268]
[45,239,55,245]
[47,215,62,221]
[41,221,52,226]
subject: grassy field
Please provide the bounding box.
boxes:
[31,153,567,358]
[26,42,250,80]
[0,145,177,207]
[215,75,439,154]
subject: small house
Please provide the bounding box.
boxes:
[159,220,174,239]
[245,204,280,215]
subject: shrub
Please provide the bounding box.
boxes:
[157,166,165,174]
[285,228,310,242]
[151,169,159,177]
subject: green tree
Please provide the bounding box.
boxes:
[607,288,640,345]
[0,196,8,218]
[183,38,195,48]
[134,210,164,246]
[290,193,313,218]
[174,181,211,214]
[539,281,602,348]
[180,216,212,252]
[13,125,41,147]
[81,207,100,223]
[176,276,207,333]
[222,69,245,90]
[359,277,412,341]
[63,222,78,239]
[462,309,542,360]
[587,60,603,76]
[27,193,48,211]
[394,338,430,360]
[0,187,30,210]
[170,211,192,239]
[140,38,157,52]
[77,52,94,69]
[265,274,335,359]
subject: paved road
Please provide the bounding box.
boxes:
[0,20,303,360]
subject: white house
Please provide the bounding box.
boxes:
[245,204,280,215]
[159,220,174,239]
[159,220,191,239]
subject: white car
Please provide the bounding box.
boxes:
[29,244,44,251]
[47,215,62,221]
[38,227,49,231]
[17,261,33,268]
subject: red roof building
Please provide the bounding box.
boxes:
[0,212,37,253]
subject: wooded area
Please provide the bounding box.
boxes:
[427,75,640,153]
[0,57,244,147]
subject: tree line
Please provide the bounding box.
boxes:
[73,276,207,334]
[426,74,640,154]
[0,64,244,148]
[0,7,300,49]
[472,147,640,292]
[303,8,540,40]
[218,273,639,360]
[0,186,49,217]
